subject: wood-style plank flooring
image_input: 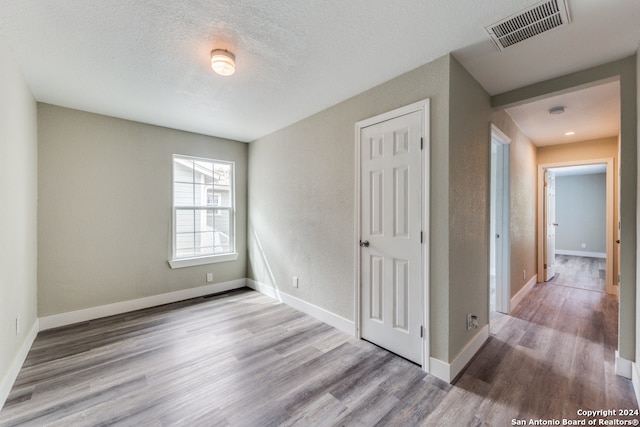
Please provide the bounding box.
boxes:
[552,254,606,292]
[1,283,636,426]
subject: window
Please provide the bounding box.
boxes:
[169,155,237,268]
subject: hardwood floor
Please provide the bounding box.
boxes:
[552,254,606,292]
[0,284,636,426]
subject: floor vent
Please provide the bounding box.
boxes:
[485,0,571,50]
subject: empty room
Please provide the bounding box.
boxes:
[1,0,640,425]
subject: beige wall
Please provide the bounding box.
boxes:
[490,110,538,298]
[249,54,491,363]
[0,42,38,401]
[37,105,248,316]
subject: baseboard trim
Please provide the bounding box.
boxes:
[615,351,633,379]
[0,318,39,410]
[510,274,537,311]
[247,279,355,336]
[555,249,606,259]
[632,363,640,408]
[429,324,489,383]
[39,279,247,330]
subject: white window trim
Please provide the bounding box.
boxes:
[170,154,236,269]
[168,252,239,269]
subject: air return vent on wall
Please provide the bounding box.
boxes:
[485,0,571,50]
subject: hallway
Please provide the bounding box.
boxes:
[469,279,635,424]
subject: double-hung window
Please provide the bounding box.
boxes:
[169,155,237,268]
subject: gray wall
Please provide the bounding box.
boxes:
[490,110,538,298]
[0,42,38,398]
[447,57,492,358]
[248,54,491,364]
[37,104,248,316]
[555,173,606,254]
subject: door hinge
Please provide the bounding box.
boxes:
[420,231,423,243]
[420,325,424,338]
[420,137,424,150]
[544,263,547,269]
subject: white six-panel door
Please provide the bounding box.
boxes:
[359,110,423,364]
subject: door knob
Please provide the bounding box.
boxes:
[359,240,370,248]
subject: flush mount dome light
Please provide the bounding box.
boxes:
[210,49,235,76]
[549,106,565,115]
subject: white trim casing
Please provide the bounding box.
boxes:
[510,274,537,311]
[429,324,489,383]
[168,252,239,269]
[247,279,354,336]
[39,279,247,330]
[354,99,431,372]
[0,319,39,410]
[615,350,633,379]
[632,363,640,407]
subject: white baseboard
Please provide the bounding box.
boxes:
[0,318,39,410]
[615,350,633,379]
[632,363,640,408]
[39,279,247,330]
[510,274,537,311]
[429,324,489,383]
[247,279,355,336]
[555,249,606,259]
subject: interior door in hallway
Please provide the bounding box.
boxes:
[359,110,423,364]
[544,169,557,281]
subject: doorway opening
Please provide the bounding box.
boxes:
[537,159,615,295]
[544,164,608,293]
[490,125,510,316]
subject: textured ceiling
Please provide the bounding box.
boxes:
[505,80,620,147]
[0,1,639,142]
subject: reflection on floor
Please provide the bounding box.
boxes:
[551,254,606,293]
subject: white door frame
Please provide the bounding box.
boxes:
[354,99,430,372]
[536,158,615,295]
[491,124,511,314]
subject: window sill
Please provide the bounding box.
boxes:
[168,253,239,269]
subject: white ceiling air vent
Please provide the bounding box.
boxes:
[485,0,571,50]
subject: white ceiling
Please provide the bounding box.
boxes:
[504,80,621,146]
[0,0,639,142]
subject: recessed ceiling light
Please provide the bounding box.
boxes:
[210,49,236,76]
[549,106,566,115]
[565,131,575,136]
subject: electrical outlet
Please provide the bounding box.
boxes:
[467,314,478,331]
[206,273,213,283]
[293,276,299,288]
[581,243,586,249]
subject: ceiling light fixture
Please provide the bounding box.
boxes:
[210,49,236,76]
[549,106,565,115]
[565,131,575,136]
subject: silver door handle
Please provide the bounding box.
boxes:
[359,240,370,248]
